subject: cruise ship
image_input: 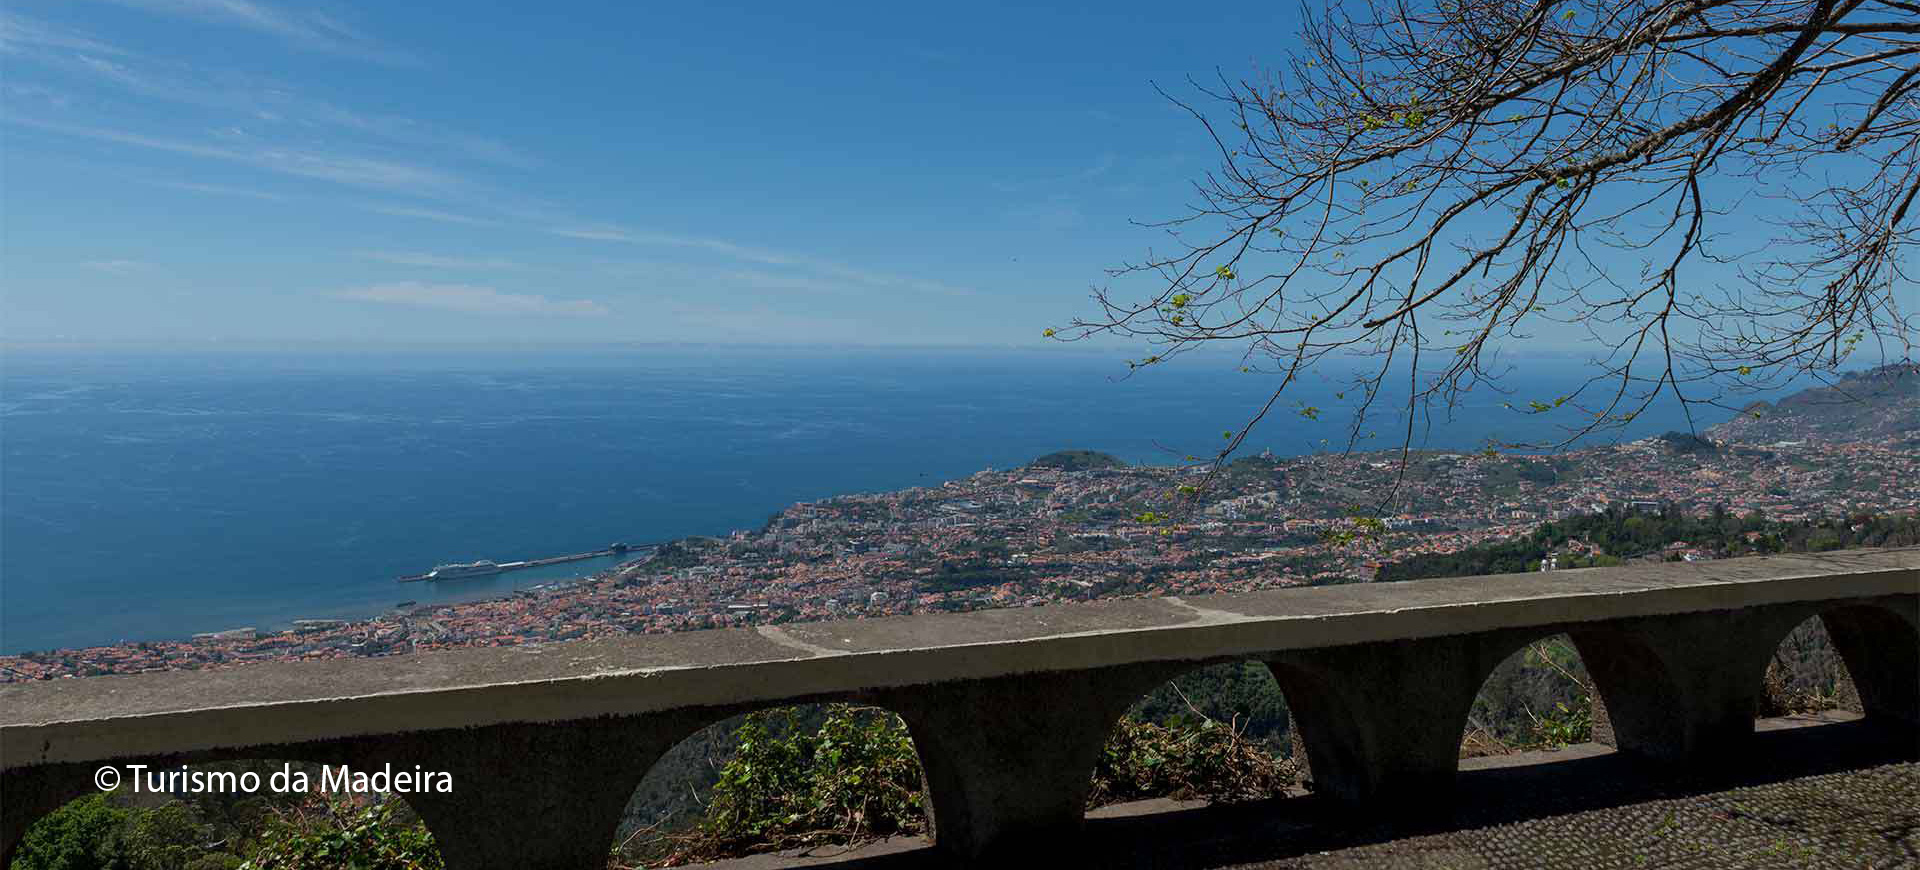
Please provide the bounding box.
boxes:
[423,559,504,580]
[396,542,650,582]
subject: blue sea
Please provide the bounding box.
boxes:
[1,347,1757,653]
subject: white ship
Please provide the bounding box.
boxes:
[426,559,504,579]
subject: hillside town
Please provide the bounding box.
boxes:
[6,396,1913,684]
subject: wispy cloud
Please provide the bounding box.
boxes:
[0,12,135,56]
[336,282,605,316]
[360,251,519,270]
[990,152,1117,193]
[151,179,287,200]
[661,303,863,342]
[314,105,534,169]
[1,81,74,109]
[5,116,459,193]
[361,203,502,227]
[7,34,530,169]
[82,259,158,275]
[549,225,649,244]
[1005,195,1087,232]
[600,260,853,295]
[806,260,975,299]
[651,302,971,345]
[84,0,416,64]
[62,54,189,110]
[551,225,805,268]
[551,224,974,297]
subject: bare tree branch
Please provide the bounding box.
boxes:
[1054,0,1917,514]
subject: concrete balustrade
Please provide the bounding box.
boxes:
[3,548,1915,868]
[1266,629,1544,803]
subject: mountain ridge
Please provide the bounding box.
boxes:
[1707,363,1919,444]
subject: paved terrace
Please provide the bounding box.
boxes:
[3,548,1916,868]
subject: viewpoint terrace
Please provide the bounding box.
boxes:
[3,548,1915,868]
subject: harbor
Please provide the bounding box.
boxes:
[397,543,654,582]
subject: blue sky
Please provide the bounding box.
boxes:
[1,1,1312,346]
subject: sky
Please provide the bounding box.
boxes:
[0,1,1316,347]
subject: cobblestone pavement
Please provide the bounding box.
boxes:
[1243,762,1918,870]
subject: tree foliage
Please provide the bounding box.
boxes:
[1376,506,1918,580]
[9,790,439,870]
[10,795,129,870]
[1027,450,1127,471]
[1128,661,1294,750]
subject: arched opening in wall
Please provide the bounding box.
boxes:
[7,758,441,870]
[1759,615,1860,720]
[615,703,926,867]
[1090,660,1300,811]
[1460,634,1595,758]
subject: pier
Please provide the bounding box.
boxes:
[397,542,656,582]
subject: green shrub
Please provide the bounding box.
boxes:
[1759,653,1845,717]
[1529,699,1594,748]
[1520,641,1594,749]
[239,797,441,870]
[637,705,926,865]
[1090,717,1296,806]
[183,858,242,870]
[628,701,1296,866]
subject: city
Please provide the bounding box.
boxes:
[8,404,1912,683]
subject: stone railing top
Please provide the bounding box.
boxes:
[3,547,1915,769]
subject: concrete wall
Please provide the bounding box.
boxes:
[4,548,1915,868]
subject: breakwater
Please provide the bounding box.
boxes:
[397,543,655,583]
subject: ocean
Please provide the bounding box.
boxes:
[0,347,1756,653]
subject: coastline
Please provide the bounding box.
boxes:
[6,429,1914,681]
[4,354,1882,655]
